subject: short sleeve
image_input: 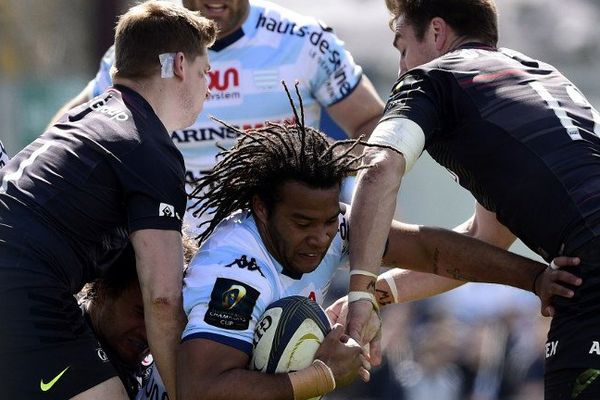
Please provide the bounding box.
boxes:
[182,247,275,356]
[110,130,186,233]
[380,71,444,143]
[309,22,363,107]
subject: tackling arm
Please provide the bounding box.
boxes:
[131,229,186,400]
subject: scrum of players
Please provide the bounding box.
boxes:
[1,0,597,399]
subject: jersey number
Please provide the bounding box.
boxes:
[0,140,56,194]
[529,81,600,141]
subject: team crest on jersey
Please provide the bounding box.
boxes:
[205,278,260,330]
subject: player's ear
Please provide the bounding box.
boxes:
[173,51,186,79]
[252,194,268,224]
[430,17,448,51]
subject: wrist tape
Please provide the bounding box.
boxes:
[382,273,399,304]
[349,269,379,280]
[348,291,380,311]
[288,359,336,400]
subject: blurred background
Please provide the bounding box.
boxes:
[2,0,600,398]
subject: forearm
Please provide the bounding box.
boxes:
[375,269,464,306]
[147,301,186,398]
[348,149,404,292]
[179,367,292,400]
[178,357,335,400]
[131,229,185,398]
[401,225,545,291]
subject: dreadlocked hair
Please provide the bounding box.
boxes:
[188,81,398,245]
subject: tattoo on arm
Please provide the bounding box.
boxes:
[367,280,376,291]
[376,288,393,306]
[446,268,478,282]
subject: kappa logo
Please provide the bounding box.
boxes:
[40,366,70,392]
[225,255,265,277]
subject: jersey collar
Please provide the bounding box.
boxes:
[455,42,498,51]
[211,28,245,52]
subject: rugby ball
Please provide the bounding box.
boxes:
[250,296,331,374]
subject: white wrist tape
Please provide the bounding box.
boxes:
[368,118,425,173]
[382,273,399,303]
[549,260,559,270]
[348,291,380,311]
[349,269,378,279]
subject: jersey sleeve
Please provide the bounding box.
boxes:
[117,140,186,233]
[91,45,115,97]
[308,21,363,107]
[379,70,447,146]
[181,246,275,356]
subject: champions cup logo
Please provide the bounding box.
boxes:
[222,285,247,309]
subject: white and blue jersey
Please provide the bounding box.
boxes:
[90,0,362,232]
[181,209,349,355]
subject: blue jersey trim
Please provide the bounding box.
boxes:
[326,72,364,107]
[181,332,253,355]
[212,28,245,52]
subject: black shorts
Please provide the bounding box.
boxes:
[546,237,600,372]
[0,254,117,399]
[546,369,600,400]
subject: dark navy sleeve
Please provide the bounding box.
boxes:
[380,71,445,146]
[117,132,186,233]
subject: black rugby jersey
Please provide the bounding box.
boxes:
[382,43,600,260]
[0,85,186,291]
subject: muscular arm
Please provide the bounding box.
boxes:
[177,339,292,400]
[379,219,543,294]
[131,229,186,400]
[178,325,365,400]
[454,202,517,248]
[326,75,384,140]
[348,147,405,291]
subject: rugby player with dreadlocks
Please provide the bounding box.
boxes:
[175,83,578,400]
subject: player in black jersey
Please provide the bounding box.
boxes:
[0,2,216,399]
[345,0,600,398]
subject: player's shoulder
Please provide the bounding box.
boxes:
[187,211,274,282]
[202,210,264,251]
